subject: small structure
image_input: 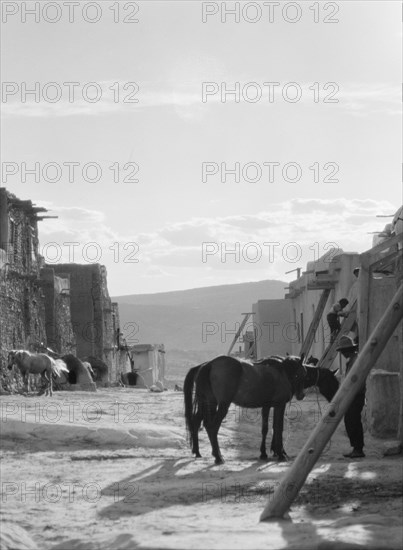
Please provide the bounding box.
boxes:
[129,344,166,389]
[57,355,96,392]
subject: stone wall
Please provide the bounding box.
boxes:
[0,189,47,371]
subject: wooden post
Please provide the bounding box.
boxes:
[260,282,403,521]
[358,255,370,349]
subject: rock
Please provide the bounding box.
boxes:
[382,441,402,456]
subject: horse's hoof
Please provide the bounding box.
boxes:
[259,454,269,462]
[214,458,224,465]
[194,453,202,458]
[276,454,289,462]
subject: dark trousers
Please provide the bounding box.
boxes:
[344,391,365,450]
[327,313,341,343]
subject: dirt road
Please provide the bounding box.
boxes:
[1,388,402,549]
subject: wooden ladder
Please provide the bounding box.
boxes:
[227,312,254,355]
[300,288,331,358]
[317,299,358,369]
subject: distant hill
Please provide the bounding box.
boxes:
[113,280,287,382]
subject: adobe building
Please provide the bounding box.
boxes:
[0,188,74,374]
[286,250,360,360]
[0,187,128,387]
[51,263,130,384]
[285,208,402,442]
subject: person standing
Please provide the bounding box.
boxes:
[347,267,360,345]
[336,335,366,458]
[327,298,349,343]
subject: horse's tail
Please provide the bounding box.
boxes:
[184,365,200,445]
[184,362,211,446]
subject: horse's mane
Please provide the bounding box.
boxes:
[237,357,282,367]
[242,355,295,369]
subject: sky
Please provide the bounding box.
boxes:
[1,1,401,295]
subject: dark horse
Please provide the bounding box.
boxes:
[184,355,307,465]
[303,364,339,401]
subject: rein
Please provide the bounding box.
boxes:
[313,368,322,417]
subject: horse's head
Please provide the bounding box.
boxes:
[7,350,28,370]
[7,350,17,370]
[282,355,307,401]
[319,368,340,402]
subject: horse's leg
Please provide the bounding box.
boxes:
[44,372,50,396]
[205,402,229,465]
[48,368,53,397]
[271,403,288,461]
[203,398,218,460]
[191,408,204,458]
[25,372,30,393]
[260,405,270,460]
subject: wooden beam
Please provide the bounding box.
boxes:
[260,282,403,521]
[300,289,331,358]
[362,233,402,263]
[370,249,401,272]
[306,282,335,290]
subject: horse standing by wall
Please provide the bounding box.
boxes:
[184,355,307,464]
[7,350,68,397]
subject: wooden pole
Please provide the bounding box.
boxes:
[358,255,370,350]
[227,313,254,355]
[260,282,403,521]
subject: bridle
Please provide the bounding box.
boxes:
[314,367,320,388]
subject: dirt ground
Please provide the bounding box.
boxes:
[1,388,402,550]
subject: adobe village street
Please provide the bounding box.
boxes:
[1,388,402,550]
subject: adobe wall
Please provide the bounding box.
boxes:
[288,252,360,359]
[41,267,76,355]
[52,263,122,382]
[52,264,100,359]
[252,299,292,358]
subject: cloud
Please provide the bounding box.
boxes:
[36,197,398,288]
[3,80,399,119]
[339,83,401,117]
[144,266,173,277]
[1,80,205,119]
